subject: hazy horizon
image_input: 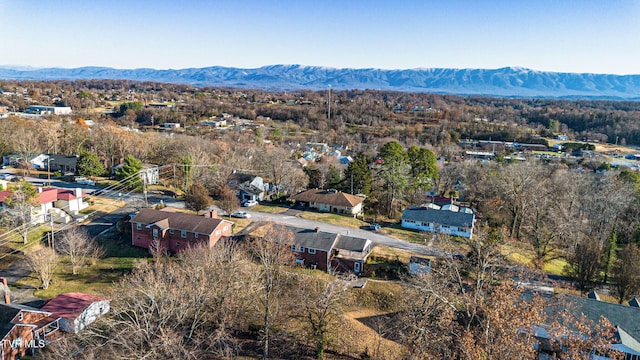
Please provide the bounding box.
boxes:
[1,1,639,75]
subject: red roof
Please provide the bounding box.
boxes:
[0,190,10,203]
[0,188,84,204]
[41,292,108,320]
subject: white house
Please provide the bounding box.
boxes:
[401,206,475,238]
[41,292,110,333]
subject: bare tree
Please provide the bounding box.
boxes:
[217,185,239,218]
[26,247,58,289]
[57,227,105,275]
[296,274,351,359]
[183,182,212,214]
[611,244,640,304]
[249,225,295,360]
[564,235,603,294]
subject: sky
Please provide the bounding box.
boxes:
[0,0,639,75]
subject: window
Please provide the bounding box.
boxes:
[308,248,316,254]
[291,245,297,251]
[194,233,198,238]
[169,229,174,234]
[18,312,24,321]
[354,262,361,272]
[152,229,158,237]
[216,230,220,235]
[181,230,187,238]
[136,223,141,230]
[176,242,180,247]
[300,247,305,252]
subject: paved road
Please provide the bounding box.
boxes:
[242,209,444,257]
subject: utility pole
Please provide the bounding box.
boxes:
[328,85,331,121]
[142,172,149,208]
[351,174,354,195]
[50,215,55,251]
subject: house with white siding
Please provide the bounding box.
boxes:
[401,206,475,238]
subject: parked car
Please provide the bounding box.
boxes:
[0,173,15,181]
[231,211,252,219]
[368,223,381,231]
[242,199,258,207]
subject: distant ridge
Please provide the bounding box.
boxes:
[1,64,640,100]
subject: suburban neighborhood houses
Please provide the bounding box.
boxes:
[0,79,639,359]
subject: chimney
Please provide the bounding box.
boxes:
[75,188,83,199]
[204,210,217,218]
[37,187,42,193]
[629,298,640,308]
[314,227,320,232]
[0,277,10,304]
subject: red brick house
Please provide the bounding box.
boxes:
[0,303,60,360]
[130,208,233,254]
[256,225,372,274]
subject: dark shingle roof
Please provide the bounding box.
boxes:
[293,189,364,207]
[284,226,338,252]
[334,235,369,252]
[564,295,640,344]
[402,208,475,228]
[131,209,228,235]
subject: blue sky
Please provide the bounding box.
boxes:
[1,0,638,74]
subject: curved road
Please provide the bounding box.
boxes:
[242,209,444,257]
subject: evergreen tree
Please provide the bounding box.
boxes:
[341,153,372,195]
[76,151,105,177]
[115,155,143,191]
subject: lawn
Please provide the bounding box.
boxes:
[501,242,568,276]
[298,212,369,229]
[251,204,289,214]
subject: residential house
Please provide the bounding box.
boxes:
[2,153,41,168]
[46,154,78,174]
[229,173,269,202]
[292,189,365,216]
[130,208,233,254]
[534,293,640,359]
[41,292,110,333]
[0,303,60,360]
[111,161,159,185]
[252,224,372,274]
[401,206,475,238]
[0,187,88,224]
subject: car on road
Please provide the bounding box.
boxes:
[74,176,95,186]
[231,211,252,219]
[242,199,258,207]
[368,223,381,231]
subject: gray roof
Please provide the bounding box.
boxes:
[275,225,370,253]
[47,154,78,167]
[402,208,475,228]
[334,235,369,252]
[283,225,338,252]
[564,295,640,345]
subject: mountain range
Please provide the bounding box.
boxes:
[1,65,640,100]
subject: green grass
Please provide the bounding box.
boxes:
[298,211,368,228]
[3,226,50,252]
[252,204,289,214]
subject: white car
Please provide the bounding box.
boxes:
[231,211,252,219]
[242,199,258,207]
[0,173,16,181]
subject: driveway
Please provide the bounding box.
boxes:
[243,210,444,257]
